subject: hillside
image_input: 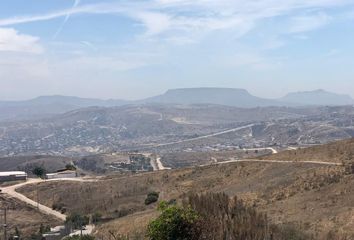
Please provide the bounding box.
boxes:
[261,138,354,164]
[1,88,352,121]
[143,88,283,107]
[0,195,60,238]
[280,89,354,106]
[0,155,73,173]
[1,104,354,157]
[0,95,128,121]
[18,156,354,238]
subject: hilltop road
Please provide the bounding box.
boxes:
[211,159,342,166]
[0,177,99,221]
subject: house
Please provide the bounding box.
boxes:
[0,171,27,182]
[46,170,77,179]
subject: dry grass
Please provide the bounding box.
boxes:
[17,160,354,238]
[0,194,61,238]
[161,149,270,168]
[14,139,354,238]
[94,209,158,240]
[261,138,354,163]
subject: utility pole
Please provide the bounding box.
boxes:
[3,208,7,240]
[37,188,39,209]
[80,218,83,237]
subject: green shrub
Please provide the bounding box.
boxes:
[145,192,159,205]
[92,212,102,224]
[146,193,312,240]
[65,213,89,230]
[147,202,200,240]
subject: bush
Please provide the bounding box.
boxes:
[65,213,89,230]
[147,193,311,240]
[52,202,65,211]
[92,212,102,224]
[147,202,200,240]
[145,192,159,205]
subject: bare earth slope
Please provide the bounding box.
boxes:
[17,160,353,238]
[261,138,354,164]
[0,194,61,238]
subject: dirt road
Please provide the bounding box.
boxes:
[212,159,342,166]
[148,124,255,148]
[156,157,171,170]
[1,179,66,220]
[0,177,99,221]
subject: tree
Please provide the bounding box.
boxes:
[39,224,50,234]
[147,202,200,240]
[32,166,46,178]
[92,212,102,224]
[147,193,312,240]
[65,213,89,230]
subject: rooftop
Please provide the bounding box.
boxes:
[0,171,27,177]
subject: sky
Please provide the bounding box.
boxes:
[0,0,354,101]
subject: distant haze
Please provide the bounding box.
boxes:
[0,88,353,121]
[1,1,354,100]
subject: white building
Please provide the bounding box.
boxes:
[0,171,27,182]
[46,170,77,179]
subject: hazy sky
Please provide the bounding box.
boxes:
[0,0,354,100]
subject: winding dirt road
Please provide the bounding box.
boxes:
[1,179,66,220]
[0,177,99,221]
[210,159,342,166]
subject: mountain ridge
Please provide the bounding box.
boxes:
[280,89,354,106]
[0,88,353,121]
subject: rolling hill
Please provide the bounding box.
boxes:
[0,95,128,121]
[1,88,353,121]
[261,138,354,164]
[142,88,283,107]
[17,139,354,239]
[280,89,354,106]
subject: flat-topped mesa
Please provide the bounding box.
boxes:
[143,87,280,107]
